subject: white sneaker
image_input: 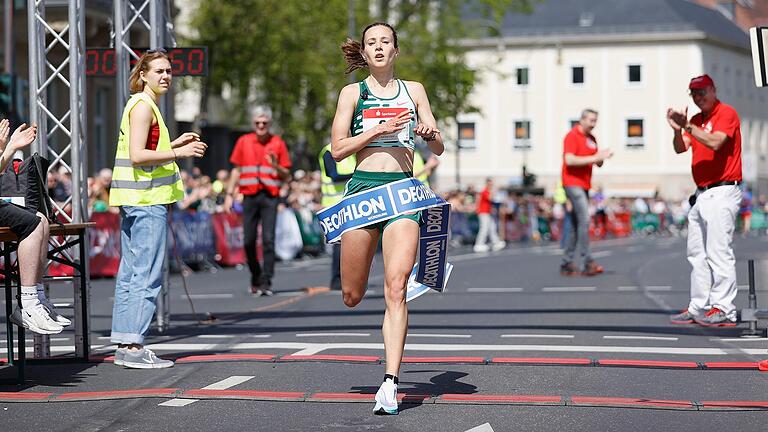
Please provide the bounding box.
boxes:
[373,378,398,415]
[122,348,174,369]
[473,244,490,253]
[113,347,127,366]
[40,298,72,326]
[9,305,64,335]
[492,241,506,251]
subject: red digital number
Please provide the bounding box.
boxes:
[170,49,185,75]
[188,48,204,75]
[85,50,99,76]
[103,50,116,76]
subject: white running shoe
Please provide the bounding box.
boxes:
[122,348,174,369]
[9,305,64,335]
[373,378,398,415]
[40,298,72,326]
[492,241,506,251]
[473,244,490,253]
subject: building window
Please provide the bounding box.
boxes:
[626,119,644,149]
[516,67,529,86]
[513,120,531,150]
[628,64,641,83]
[571,66,584,84]
[458,122,476,149]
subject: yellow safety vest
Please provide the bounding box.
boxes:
[109,93,184,206]
[413,150,430,189]
[319,143,356,207]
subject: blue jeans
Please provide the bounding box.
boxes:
[111,205,168,344]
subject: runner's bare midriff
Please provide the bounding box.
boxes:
[356,146,414,173]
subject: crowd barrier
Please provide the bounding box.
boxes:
[46,208,768,277]
[49,211,251,278]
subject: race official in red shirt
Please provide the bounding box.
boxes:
[560,109,613,276]
[667,74,742,327]
[224,106,292,296]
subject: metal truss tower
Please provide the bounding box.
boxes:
[27,0,88,357]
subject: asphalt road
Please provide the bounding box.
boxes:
[2,235,768,431]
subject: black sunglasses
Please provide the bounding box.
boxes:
[689,88,708,97]
[146,47,167,54]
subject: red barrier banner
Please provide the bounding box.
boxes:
[48,211,122,277]
[88,212,121,276]
[212,213,246,266]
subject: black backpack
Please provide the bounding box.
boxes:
[0,152,59,223]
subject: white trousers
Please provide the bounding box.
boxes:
[475,213,501,247]
[686,185,741,317]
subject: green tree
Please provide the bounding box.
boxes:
[189,0,536,166]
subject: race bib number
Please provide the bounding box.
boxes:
[363,107,410,146]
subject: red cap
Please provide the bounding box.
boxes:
[689,74,715,90]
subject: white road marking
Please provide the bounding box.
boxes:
[711,337,768,342]
[295,333,371,338]
[182,294,234,300]
[603,335,678,341]
[159,375,254,407]
[158,399,197,407]
[591,251,613,258]
[501,334,574,339]
[81,341,765,357]
[465,423,495,432]
[408,334,472,339]
[617,286,638,291]
[645,286,672,291]
[467,288,524,293]
[201,376,255,390]
[541,286,596,292]
[0,337,70,344]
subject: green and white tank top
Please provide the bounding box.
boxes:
[350,79,417,150]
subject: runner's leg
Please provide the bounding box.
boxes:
[380,218,418,377]
[340,227,380,307]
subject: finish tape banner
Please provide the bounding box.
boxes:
[317,178,451,291]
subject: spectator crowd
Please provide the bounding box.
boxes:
[52,165,768,264]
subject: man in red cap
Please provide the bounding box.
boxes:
[666,74,742,327]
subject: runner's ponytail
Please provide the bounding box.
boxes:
[341,38,367,74]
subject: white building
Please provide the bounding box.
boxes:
[440,0,768,200]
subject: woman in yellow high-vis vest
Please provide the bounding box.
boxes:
[108,50,207,369]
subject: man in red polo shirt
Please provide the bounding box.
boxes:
[560,109,613,276]
[667,74,742,327]
[224,106,292,296]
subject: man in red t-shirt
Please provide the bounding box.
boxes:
[667,75,742,327]
[224,106,292,296]
[560,109,613,276]
[473,178,505,252]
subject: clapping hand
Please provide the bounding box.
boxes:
[7,123,38,152]
[0,119,9,150]
[666,107,688,131]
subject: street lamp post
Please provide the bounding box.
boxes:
[455,125,461,188]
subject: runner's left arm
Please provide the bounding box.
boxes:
[409,81,444,156]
